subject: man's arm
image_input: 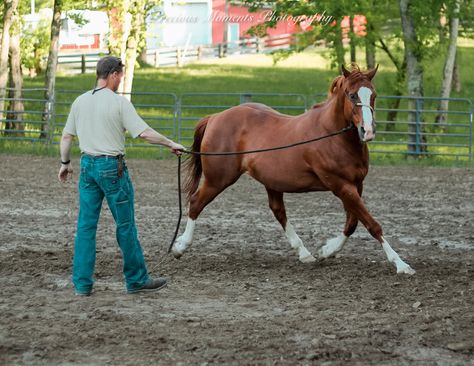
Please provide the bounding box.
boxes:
[58,133,75,183]
[139,128,184,155]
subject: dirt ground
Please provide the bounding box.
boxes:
[0,155,473,366]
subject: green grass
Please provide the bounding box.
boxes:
[2,44,473,166]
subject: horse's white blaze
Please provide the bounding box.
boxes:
[285,223,316,263]
[318,234,348,258]
[357,86,374,141]
[381,236,416,275]
[172,218,196,258]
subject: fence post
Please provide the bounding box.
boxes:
[81,54,86,74]
[176,96,182,143]
[218,44,224,58]
[240,93,252,104]
[415,98,422,156]
[197,46,202,61]
[46,90,55,146]
[469,104,473,161]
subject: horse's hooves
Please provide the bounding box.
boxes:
[397,265,416,275]
[300,255,316,263]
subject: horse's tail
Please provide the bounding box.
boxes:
[184,116,209,201]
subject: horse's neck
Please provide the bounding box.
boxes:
[310,95,349,131]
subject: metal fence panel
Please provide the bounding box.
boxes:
[371,96,472,159]
[1,89,472,160]
[0,88,50,142]
[309,94,473,160]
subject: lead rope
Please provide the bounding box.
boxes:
[151,123,356,273]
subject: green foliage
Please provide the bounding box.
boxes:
[20,18,50,73]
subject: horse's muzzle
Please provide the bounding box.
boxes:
[358,124,376,142]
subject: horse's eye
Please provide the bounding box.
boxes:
[349,93,358,102]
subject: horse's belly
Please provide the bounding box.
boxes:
[245,169,327,193]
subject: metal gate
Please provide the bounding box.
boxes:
[1,90,472,160]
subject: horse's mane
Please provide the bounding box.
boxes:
[311,64,367,109]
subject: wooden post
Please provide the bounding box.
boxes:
[197,46,202,61]
[81,54,86,74]
[257,38,263,53]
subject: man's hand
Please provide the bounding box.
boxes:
[170,142,185,156]
[58,163,73,183]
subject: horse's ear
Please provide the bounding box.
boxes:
[366,64,379,80]
[341,64,351,78]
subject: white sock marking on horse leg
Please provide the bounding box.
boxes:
[318,234,348,258]
[381,236,416,275]
[172,218,196,258]
[285,223,316,263]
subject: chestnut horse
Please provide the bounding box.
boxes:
[172,65,415,275]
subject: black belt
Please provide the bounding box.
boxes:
[81,153,124,159]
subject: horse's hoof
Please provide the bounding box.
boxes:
[171,244,184,259]
[172,249,183,259]
[397,264,416,275]
[300,254,316,263]
[317,247,331,259]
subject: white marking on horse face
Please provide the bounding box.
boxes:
[357,86,374,141]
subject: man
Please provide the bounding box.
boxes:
[58,56,184,296]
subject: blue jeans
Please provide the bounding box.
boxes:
[72,155,150,293]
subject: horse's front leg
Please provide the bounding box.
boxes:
[319,184,362,258]
[266,188,316,263]
[318,210,357,258]
[172,181,223,259]
[335,184,416,275]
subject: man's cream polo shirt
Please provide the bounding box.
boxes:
[63,88,150,156]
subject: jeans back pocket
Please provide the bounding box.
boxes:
[100,169,121,193]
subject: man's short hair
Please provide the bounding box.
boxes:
[96,56,124,79]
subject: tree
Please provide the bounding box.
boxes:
[0,0,19,124]
[21,16,53,76]
[39,0,63,139]
[120,0,146,98]
[349,15,356,63]
[399,0,426,156]
[106,0,159,98]
[5,2,23,137]
[106,0,132,61]
[435,0,461,124]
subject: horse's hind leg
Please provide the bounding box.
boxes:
[172,179,232,259]
[266,188,316,263]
